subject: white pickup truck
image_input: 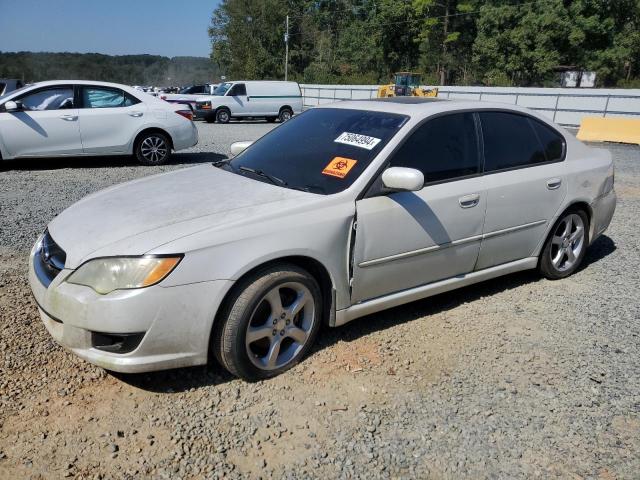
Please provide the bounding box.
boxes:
[160,84,217,110]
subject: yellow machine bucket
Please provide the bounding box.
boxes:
[577,117,640,145]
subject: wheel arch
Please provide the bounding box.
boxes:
[132,127,174,154]
[535,200,594,260]
[279,105,293,113]
[560,200,594,243]
[208,255,336,362]
[215,106,231,116]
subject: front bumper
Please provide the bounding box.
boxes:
[194,107,213,120]
[29,244,233,373]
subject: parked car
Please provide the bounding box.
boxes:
[160,84,217,109]
[0,79,24,97]
[28,99,615,381]
[0,80,197,165]
[194,80,303,123]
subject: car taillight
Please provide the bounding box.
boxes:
[160,95,167,100]
[176,110,193,121]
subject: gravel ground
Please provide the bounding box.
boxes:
[1,121,639,479]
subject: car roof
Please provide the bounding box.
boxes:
[22,79,137,90]
[318,97,544,119]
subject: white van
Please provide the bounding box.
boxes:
[194,81,303,123]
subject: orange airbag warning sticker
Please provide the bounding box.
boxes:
[322,157,358,178]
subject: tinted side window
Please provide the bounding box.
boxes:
[82,87,136,108]
[480,112,546,171]
[531,119,564,162]
[20,87,74,110]
[389,113,480,183]
[228,84,246,96]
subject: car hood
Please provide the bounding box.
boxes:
[48,165,310,268]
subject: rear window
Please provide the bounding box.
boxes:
[530,119,565,162]
[480,112,547,172]
[227,108,408,194]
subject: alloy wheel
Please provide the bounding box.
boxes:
[140,136,168,164]
[245,282,315,371]
[550,213,585,272]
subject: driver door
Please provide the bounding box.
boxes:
[350,112,487,303]
[0,85,82,157]
[226,83,253,116]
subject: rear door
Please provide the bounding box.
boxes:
[77,86,147,154]
[351,112,487,303]
[475,111,567,270]
[0,85,82,157]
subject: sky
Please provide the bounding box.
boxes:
[0,0,220,58]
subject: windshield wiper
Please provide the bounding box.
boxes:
[238,166,287,187]
[212,158,231,167]
[289,184,326,194]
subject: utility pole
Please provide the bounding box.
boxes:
[284,15,289,81]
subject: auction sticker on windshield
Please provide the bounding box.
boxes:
[322,157,358,178]
[334,132,381,150]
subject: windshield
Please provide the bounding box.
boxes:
[226,108,408,195]
[0,84,31,102]
[213,82,232,96]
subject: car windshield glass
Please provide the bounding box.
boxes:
[227,108,408,195]
[179,86,194,94]
[213,82,232,96]
[0,84,31,102]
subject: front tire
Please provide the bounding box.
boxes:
[135,132,171,166]
[216,108,231,124]
[539,209,589,279]
[213,264,322,381]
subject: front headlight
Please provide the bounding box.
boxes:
[67,256,182,294]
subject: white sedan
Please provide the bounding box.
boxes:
[28,99,616,381]
[0,80,198,165]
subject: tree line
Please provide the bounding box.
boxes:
[209,0,640,87]
[0,52,221,87]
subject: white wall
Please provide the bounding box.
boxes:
[300,84,640,126]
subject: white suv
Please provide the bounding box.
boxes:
[0,80,198,165]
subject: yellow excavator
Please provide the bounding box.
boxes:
[377,72,438,98]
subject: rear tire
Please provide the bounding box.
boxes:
[216,108,231,124]
[278,107,293,123]
[134,132,171,166]
[538,209,589,279]
[212,264,322,381]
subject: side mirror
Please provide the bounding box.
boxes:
[230,141,253,157]
[4,100,21,112]
[381,167,424,192]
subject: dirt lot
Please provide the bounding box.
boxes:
[1,122,639,479]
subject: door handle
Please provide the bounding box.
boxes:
[459,193,480,208]
[129,111,143,117]
[60,114,77,121]
[546,178,562,190]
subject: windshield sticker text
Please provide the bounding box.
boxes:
[334,132,381,150]
[322,157,358,178]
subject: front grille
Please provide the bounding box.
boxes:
[34,229,66,287]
